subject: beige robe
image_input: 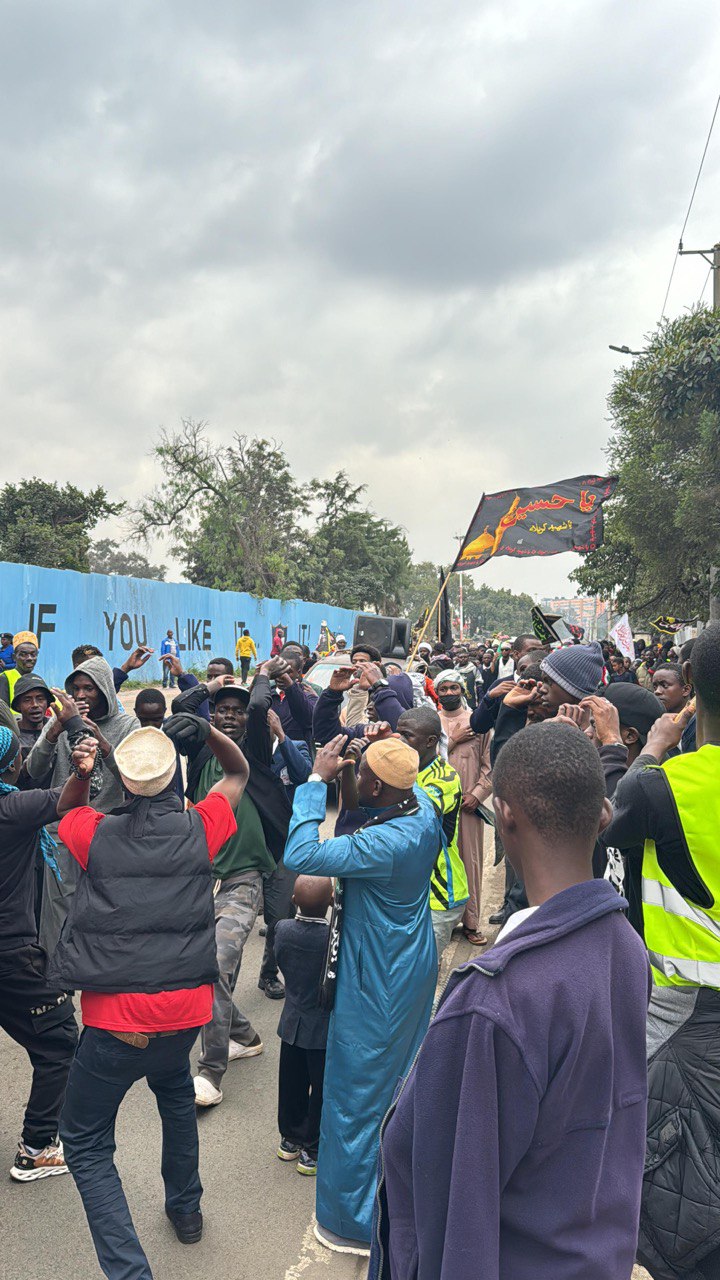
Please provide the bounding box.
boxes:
[438,706,492,932]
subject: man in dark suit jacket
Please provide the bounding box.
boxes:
[274,876,333,1175]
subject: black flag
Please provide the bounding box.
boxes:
[454,475,618,572]
[438,568,453,649]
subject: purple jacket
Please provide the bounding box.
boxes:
[273,679,318,748]
[370,879,650,1280]
[313,677,413,747]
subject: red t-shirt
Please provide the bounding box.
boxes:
[58,791,236,1033]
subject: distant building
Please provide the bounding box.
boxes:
[540,597,610,637]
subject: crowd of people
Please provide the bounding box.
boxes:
[0,616,718,1279]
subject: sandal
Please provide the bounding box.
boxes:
[463,927,488,946]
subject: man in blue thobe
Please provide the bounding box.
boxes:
[284,734,442,1255]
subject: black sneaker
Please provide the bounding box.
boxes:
[277,1138,300,1161]
[258,976,285,1000]
[166,1208,203,1244]
[297,1150,317,1176]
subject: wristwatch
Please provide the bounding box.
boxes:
[369,679,388,694]
[308,773,325,784]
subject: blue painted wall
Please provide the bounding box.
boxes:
[0,561,357,687]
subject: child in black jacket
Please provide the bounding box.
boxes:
[274,876,333,1175]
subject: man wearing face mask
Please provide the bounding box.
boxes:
[434,671,492,945]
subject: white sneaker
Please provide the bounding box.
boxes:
[228,1036,264,1061]
[194,1075,223,1107]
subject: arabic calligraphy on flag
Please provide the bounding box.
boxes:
[454,475,618,572]
[609,613,635,661]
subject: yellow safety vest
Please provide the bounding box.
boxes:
[642,745,720,989]
[417,757,469,912]
[1,666,22,710]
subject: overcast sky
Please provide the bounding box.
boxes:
[2,0,719,600]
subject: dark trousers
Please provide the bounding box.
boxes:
[240,657,251,682]
[0,943,78,1148]
[494,831,528,917]
[278,1040,326,1159]
[504,858,529,915]
[60,1026,202,1280]
[161,666,176,688]
[260,860,296,982]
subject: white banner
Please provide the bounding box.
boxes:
[610,613,634,660]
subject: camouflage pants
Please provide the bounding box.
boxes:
[197,871,263,1088]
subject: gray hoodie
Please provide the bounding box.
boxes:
[25,656,139,954]
[26,656,139,811]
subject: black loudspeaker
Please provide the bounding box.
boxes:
[353,615,411,659]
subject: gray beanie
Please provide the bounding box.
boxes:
[540,642,605,701]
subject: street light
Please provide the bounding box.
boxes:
[609,344,645,356]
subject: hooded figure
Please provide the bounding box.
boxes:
[25,657,139,955]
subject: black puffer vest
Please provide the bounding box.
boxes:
[48,792,219,993]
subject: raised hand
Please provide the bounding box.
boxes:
[503,679,540,709]
[554,702,591,732]
[267,709,285,743]
[644,712,686,761]
[580,695,621,745]
[163,653,185,678]
[487,679,516,701]
[207,674,237,698]
[357,662,385,691]
[265,657,292,687]
[365,720,393,742]
[313,735,349,783]
[329,665,360,693]
[121,646,155,673]
[339,737,367,769]
[70,737,98,778]
[164,712,212,751]
[50,687,82,726]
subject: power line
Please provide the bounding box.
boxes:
[660,91,720,319]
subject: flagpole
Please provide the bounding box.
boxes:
[405,567,455,671]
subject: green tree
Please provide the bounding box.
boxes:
[572,307,720,621]
[132,422,309,598]
[0,479,122,572]
[297,473,412,612]
[89,538,167,581]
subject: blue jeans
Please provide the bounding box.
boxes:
[60,1026,202,1280]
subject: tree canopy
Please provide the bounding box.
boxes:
[572,307,720,622]
[133,421,412,608]
[89,538,166,581]
[0,479,122,573]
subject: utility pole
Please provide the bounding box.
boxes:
[678,240,720,620]
[454,535,465,639]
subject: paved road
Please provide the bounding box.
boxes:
[0,831,651,1280]
[2,705,491,1280]
[1,919,373,1280]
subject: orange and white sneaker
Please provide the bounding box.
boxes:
[10,1140,69,1182]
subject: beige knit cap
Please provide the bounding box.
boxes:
[114,727,177,797]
